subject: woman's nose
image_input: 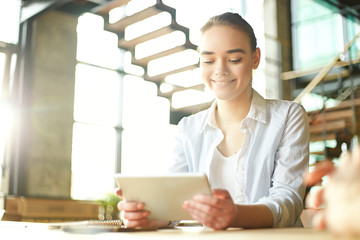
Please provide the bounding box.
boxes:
[214,62,229,76]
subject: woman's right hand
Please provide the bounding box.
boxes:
[115,189,168,229]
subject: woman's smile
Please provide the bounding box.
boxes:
[211,79,236,86]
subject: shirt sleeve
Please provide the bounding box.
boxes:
[257,103,310,227]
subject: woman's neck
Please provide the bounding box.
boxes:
[216,89,253,123]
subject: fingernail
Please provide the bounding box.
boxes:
[137,203,144,209]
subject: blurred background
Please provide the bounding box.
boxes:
[0,0,359,221]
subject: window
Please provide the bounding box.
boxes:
[0,51,16,194]
[291,0,360,165]
[72,13,174,200]
[0,1,21,44]
[72,1,263,200]
[0,52,7,189]
[121,75,174,175]
[291,0,360,70]
[72,14,123,200]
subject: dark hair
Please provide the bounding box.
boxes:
[200,12,257,51]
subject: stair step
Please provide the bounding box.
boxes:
[105,2,176,32]
[92,0,131,16]
[310,133,337,142]
[146,64,199,82]
[133,42,197,66]
[324,98,360,111]
[118,23,193,50]
[309,109,353,124]
[159,83,205,97]
[310,151,325,156]
[281,58,360,81]
[309,119,348,134]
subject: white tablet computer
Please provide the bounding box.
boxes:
[115,173,212,221]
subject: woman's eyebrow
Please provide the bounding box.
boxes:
[200,48,246,55]
[227,48,246,54]
[200,51,213,55]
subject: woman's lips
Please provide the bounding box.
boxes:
[211,79,236,86]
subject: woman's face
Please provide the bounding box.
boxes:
[199,25,260,101]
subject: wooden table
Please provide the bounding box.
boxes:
[0,221,353,240]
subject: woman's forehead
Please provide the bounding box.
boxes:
[199,25,252,53]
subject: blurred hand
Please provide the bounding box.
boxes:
[304,160,335,187]
[304,160,335,210]
[182,189,236,230]
[304,146,360,236]
[304,160,335,230]
[115,188,168,229]
[324,148,360,236]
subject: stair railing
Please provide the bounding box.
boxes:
[294,31,360,104]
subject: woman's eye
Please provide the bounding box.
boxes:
[230,58,242,63]
[202,60,214,64]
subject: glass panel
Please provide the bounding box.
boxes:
[109,0,157,23]
[74,64,121,126]
[122,75,169,128]
[0,0,21,44]
[71,122,117,200]
[121,74,173,174]
[123,51,144,76]
[9,54,17,95]
[165,68,202,88]
[292,0,334,23]
[147,49,199,77]
[121,124,176,174]
[172,89,214,109]
[0,52,7,185]
[292,0,343,70]
[135,31,186,60]
[77,13,122,70]
[347,16,360,60]
[0,52,5,96]
[125,0,157,16]
[125,12,172,41]
[163,0,243,45]
[0,101,14,189]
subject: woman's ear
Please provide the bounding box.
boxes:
[252,48,261,69]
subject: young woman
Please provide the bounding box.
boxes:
[117,12,309,230]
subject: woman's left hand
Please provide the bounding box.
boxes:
[182,189,237,230]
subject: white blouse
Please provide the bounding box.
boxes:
[169,89,310,227]
[210,148,240,202]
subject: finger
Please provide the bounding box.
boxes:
[306,186,324,209]
[350,144,360,165]
[183,201,219,222]
[312,187,325,208]
[312,211,327,230]
[114,188,123,198]
[117,201,145,211]
[192,194,234,214]
[192,194,223,209]
[184,198,233,219]
[122,210,150,221]
[123,219,149,228]
[212,189,232,200]
[305,160,335,186]
[183,201,229,230]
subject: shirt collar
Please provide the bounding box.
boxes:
[200,100,217,133]
[200,89,267,133]
[247,89,267,124]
